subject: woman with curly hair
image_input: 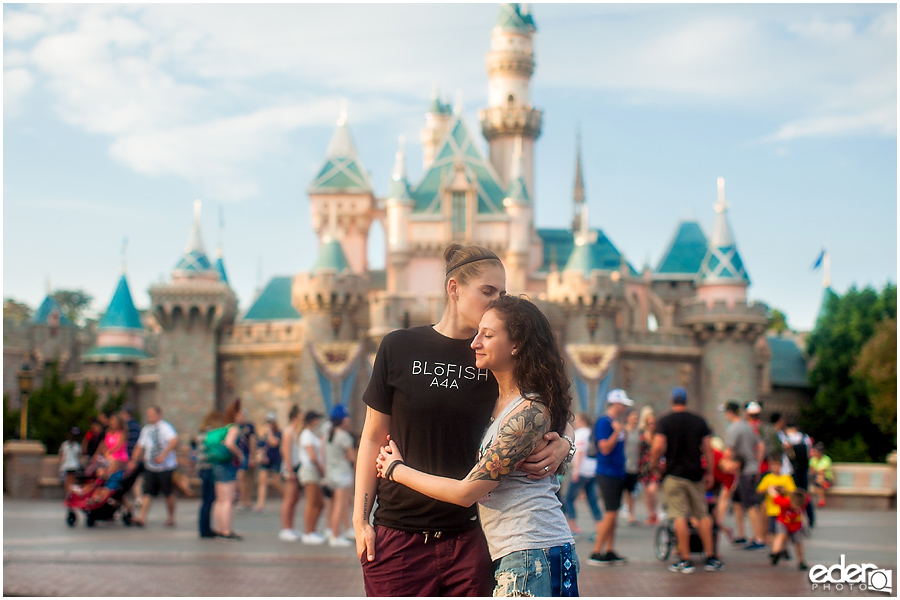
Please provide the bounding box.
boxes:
[376,295,579,597]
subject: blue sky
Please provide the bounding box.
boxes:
[3,3,896,332]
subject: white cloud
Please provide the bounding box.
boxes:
[5,3,895,201]
[765,103,896,142]
[4,68,35,116]
[3,10,48,42]
[108,96,405,202]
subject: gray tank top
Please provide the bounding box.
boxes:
[476,396,575,561]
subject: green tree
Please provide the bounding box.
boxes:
[51,290,93,325]
[767,308,789,333]
[3,298,33,324]
[28,363,98,454]
[802,283,897,462]
[852,317,897,437]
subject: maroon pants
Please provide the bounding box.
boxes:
[361,525,493,597]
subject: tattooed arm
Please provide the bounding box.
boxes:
[375,401,551,507]
[353,406,390,562]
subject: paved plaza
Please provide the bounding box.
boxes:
[3,495,896,597]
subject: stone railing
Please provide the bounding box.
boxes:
[826,455,897,510]
[620,330,698,348]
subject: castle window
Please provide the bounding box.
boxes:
[452,191,466,235]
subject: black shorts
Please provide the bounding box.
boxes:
[735,473,762,509]
[597,474,626,512]
[143,469,174,497]
[623,472,639,493]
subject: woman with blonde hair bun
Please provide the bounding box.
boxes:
[637,406,662,524]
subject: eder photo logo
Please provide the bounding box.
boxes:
[809,555,893,593]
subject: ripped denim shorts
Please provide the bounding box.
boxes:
[492,543,580,597]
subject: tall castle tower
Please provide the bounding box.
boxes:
[479,3,542,196]
[307,104,376,275]
[680,179,768,424]
[149,201,237,433]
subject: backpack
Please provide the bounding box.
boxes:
[204,426,233,464]
[587,421,601,458]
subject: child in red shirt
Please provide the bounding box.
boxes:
[769,487,809,570]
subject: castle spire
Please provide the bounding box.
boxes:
[699,177,749,285]
[173,199,216,279]
[215,206,229,284]
[186,199,206,255]
[390,135,412,203]
[573,129,585,231]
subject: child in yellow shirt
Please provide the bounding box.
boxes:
[756,452,796,542]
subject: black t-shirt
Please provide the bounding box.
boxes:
[655,410,711,482]
[363,325,496,533]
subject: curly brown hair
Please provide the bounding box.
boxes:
[486,295,572,434]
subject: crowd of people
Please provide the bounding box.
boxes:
[557,388,833,576]
[56,242,838,597]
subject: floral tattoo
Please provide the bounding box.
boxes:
[467,401,550,482]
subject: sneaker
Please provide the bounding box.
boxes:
[744,540,766,551]
[704,557,724,571]
[301,532,326,545]
[216,532,242,541]
[341,527,356,541]
[669,559,695,574]
[588,552,613,566]
[328,535,352,548]
[605,551,628,565]
[798,562,809,571]
[279,529,300,542]
[771,552,780,566]
[732,537,747,546]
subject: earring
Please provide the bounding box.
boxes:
[511,349,516,355]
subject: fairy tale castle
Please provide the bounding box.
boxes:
[3,4,811,437]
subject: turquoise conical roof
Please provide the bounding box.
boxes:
[312,239,351,274]
[656,221,708,275]
[410,114,506,215]
[495,3,536,32]
[215,253,229,285]
[242,277,301,321]
[98,274,143,330]
[562,231,632,276]
[308,113,374,194]
[32,295,73,326]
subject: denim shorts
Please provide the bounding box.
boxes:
[492,544,580,597]
[212,462,238,483]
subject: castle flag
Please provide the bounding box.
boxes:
[812,249,826,270]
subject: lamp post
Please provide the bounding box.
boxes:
[17,362,34,440]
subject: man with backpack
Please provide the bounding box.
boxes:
[783,421,814,527]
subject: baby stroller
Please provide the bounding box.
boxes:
[65,464,139,528]
[654,491,720,561]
